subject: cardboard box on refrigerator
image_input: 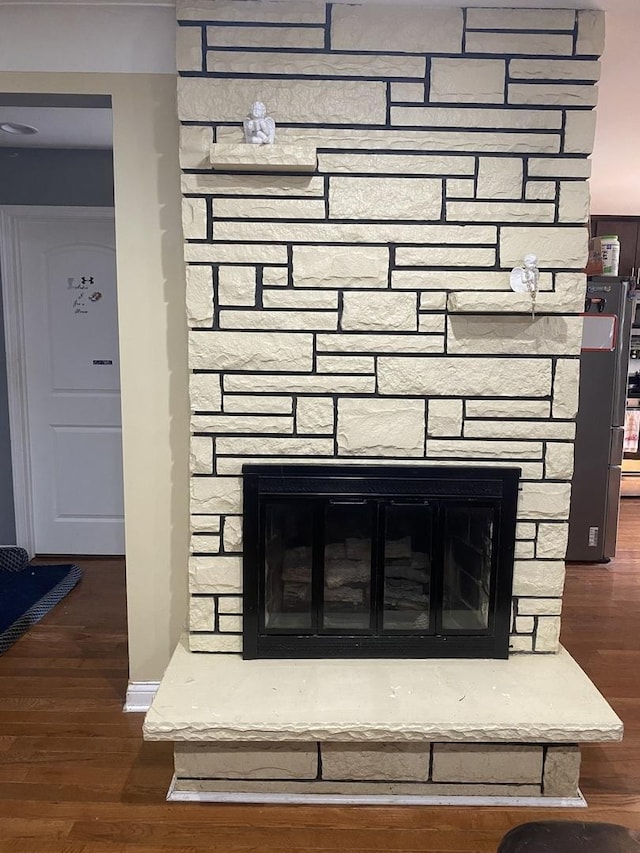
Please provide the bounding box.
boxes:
[585,235,604,276]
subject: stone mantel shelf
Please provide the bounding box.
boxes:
[144,637,622,745]
[210,144,317,173]
[447,292,579,315]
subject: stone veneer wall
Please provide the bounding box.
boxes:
[177,0,604,656]
[174,741,581,798]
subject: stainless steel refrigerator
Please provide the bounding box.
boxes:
[567,277,635,562]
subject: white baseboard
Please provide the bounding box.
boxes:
[123,681,160,713]
[166,776,587,808]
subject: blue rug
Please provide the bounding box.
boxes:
[0,559,82,654]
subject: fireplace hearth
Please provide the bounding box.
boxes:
[242,465,519,660]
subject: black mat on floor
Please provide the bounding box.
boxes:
[498,821,640,852]
[0,561,82,654]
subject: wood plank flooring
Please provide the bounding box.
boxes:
[2,503,640,852]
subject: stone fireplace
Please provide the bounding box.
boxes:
[144,0,622,803]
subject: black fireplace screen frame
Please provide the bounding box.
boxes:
[242,464,520,660]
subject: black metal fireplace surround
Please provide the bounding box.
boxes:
[242,465,520,660]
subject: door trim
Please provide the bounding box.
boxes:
[0,206,116,554]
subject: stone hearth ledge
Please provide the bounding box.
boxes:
[144,637,622,744]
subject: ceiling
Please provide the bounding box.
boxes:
[0,106,112,149]
[0,0,636,8]
[323,0,639,6]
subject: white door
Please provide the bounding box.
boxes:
[2,208,124,555]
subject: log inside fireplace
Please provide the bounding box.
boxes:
[242,465,519,660]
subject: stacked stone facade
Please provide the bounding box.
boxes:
[177,0,604,657]
[174,740,581,798]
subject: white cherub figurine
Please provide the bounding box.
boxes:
[243,101,275,145]
[510,253,540,318]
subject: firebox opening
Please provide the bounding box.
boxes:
[243,465,519,660]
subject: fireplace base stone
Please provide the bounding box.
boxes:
[171,741,579,799]
[144,637,621,804]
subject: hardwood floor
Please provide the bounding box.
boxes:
[2,504,640,852]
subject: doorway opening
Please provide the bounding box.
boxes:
[0,93,124,557]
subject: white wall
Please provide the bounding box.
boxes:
[0,3,175,74]
[590,4,640,214]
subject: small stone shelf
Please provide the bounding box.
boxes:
[210,144,317,173]
[447,292,579,315]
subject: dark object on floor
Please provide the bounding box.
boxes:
[0,563,82,653]
[0,546,30,573]
[498,821,640,852]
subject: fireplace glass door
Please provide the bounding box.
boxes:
[244,465,519,659]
